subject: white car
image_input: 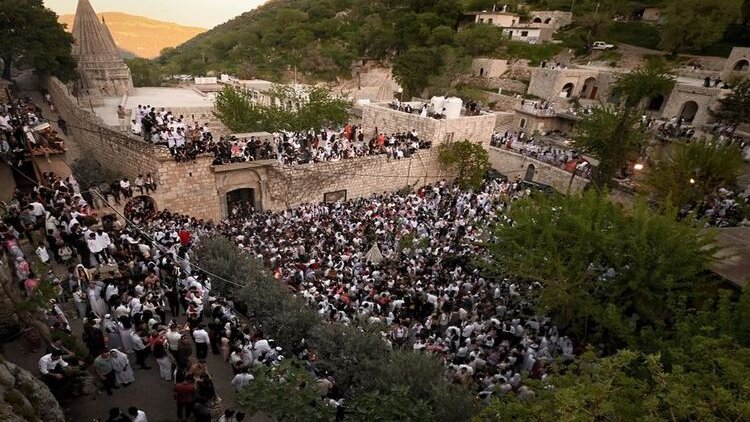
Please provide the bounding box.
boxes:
[592,41,615,50]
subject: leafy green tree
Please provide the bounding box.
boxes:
[236,359,335,422]
[438,140,491,191]
[454,24,505,56]
[660,0,742,53]
[645,139,745,211]
[393,46,443,98]
[611,58,676,108]
[213,86,269,133]
[124,58,161,87]
[487,191,719,350]
[474,342,750,422]
[711,79,750,127]
[0,0,75,81]
[347,387,434,422]
[572,106,646,188]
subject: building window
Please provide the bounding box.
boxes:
[521,31,529,37]
[324,190,347,203]
[519,118,527,128]
[508,30,514,36]
[479,18,484,23]
[488,18,493,24]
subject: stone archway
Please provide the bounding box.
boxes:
[647,94,664,111]
[581,77,598,99]
[561,82,575,98]
[544,18,552,24]
[479,67,485,77]
[524,164,536,181]
[124,195,157,222]
[679,101,699,123]
[734,59,750,72]
[533,17,543,23]
[226,188,256,218]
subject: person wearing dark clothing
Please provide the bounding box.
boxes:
[174,374,195,420]
[105,407,130,422]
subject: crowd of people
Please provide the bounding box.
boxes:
[490,130,591,178]
[1,95,66,166]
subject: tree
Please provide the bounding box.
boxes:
[454,24,505,56]
[572,106,646,187]
[710,79,750,128]
[236,359,335,422]
[124,58,161,87]
[660,0,742,53]
[0,0,75,81]
[347,387,434,422]
[393,46,443,99]
[438,140,491,191]
[645,139,745,211]
[487,190,719,350]
[611,58,676,108]
[475,341,750,422]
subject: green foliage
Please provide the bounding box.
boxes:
[236,359,335,422]
[347,386,434,422]
[393,46,443,98]
[0,0,76,81]
[475,342,750,422]
[660,0,743,53]
[70,155,124,188]
[124,58,162,87]
[503,41,564,66]
[711,79,750,126]
[603,21,662,50]
[193,236,269,296]
[572,107,646,187]
[213,85,351,133]
[438,140,491,191]
[454,24,505,56]
[611,58,676,108]
[487,190,719,350]
[645,139,745,211]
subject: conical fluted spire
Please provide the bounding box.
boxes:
[72,0,120,59]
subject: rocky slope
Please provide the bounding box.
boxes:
[0,356,64,422]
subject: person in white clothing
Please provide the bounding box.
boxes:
[231,369,255,391]
[128,407,148,422]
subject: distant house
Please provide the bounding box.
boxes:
[640,7,662,23]
[472,58,509,78]
[467,8,568,44]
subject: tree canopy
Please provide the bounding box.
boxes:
[710,79,750,128]
[487,190,718,351]
[660,0,743,53]
[611,59,676,108]
[0,0,76,81]
[213,85,351,133]
[438,139,491,191]
[645,139,745,211]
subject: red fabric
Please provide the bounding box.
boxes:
[174,382,195,403]
[178,229,191,245]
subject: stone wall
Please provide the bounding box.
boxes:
[722,47,750,81]
[0,356,65,422]
[661,83,725,127]
[471,59,509,78]
[488,146,587,193]
[47,76,222,221]
[361,103,497,148]
[486,92,522,112]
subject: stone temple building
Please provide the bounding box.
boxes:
[71,0,133,97]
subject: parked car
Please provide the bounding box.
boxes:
[592,41,615,50]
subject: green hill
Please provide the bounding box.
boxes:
[150,0,749,94]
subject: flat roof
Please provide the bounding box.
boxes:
[712,227,750,288]
[93,87,215,126]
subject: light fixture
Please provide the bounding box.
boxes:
[689,178,695,184]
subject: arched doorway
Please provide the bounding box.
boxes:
[647,94,664,111]
[533,17,543,23]
[524,164,536,181]
[581,77,598,99]
[544,18,552,24]
[479,67,485,77]
[679,101,699,123]
[734,59,750,71]
[561,83,575,98]
[124,196,157,223]
[226,188,255,218]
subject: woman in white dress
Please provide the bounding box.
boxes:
[117,317,134,353]
[110,349,135,386]
[87,280,108,317]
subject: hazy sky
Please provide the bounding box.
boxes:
[44,0,266,28]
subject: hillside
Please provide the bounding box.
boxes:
[59,12,206,59]
[151,0,749,95]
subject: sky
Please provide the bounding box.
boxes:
[44,0,266,28]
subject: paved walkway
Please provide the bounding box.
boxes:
[1,72,265,421]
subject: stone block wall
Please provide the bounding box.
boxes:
[488,146,587,193]
[661,84,725,127]
[361,103,497,148]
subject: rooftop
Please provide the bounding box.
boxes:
[92,87,215,126]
